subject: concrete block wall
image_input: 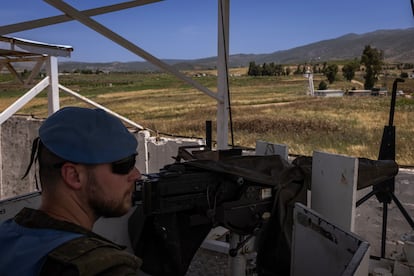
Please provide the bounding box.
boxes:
[0,115,42,199]
[0,115,205,200]
[137,130,205,174]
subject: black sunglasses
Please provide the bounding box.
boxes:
[111,154,137,175]
[52,154,137,175]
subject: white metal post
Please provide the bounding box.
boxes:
[0,125,2,199]
[217,1,248,274]
[45,56,60,115]
[308,72,314,96]
[216,0,230,150]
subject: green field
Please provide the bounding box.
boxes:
[1,70,414,166]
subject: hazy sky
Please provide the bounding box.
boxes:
[1,0,413,62]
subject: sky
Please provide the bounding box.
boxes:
[1,0,414,63]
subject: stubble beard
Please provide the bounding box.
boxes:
[86,170,131,218]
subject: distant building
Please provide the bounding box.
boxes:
[314,90,344,97]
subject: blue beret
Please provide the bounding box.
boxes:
[39,107,138,164]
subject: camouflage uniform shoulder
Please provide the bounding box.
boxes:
[42,236,142,276]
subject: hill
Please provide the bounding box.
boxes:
[59,28,414,72]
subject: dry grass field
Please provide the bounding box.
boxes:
[1,68,414,166]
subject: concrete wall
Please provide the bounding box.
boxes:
[136,130,204,174]
[0,115,42,199]
[0,115,204,200]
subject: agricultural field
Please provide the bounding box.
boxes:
[1,69,414,166]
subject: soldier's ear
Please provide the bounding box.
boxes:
[60,163,82,190]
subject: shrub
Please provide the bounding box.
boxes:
[318,80,328,90]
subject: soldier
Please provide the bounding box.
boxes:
[0,106,143,275]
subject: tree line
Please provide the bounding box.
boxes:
[247,45,414,90]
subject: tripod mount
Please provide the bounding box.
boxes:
[356,78,414,258]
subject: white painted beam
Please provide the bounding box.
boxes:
[58,84,145,130]
[0,36,72,57]
[44,0,221,102]
[45,56,60,115]
[0,0,163,35]
[0,77,50,125]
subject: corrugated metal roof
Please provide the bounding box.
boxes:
[0,36,73,60]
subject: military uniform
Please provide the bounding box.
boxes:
[0,107,143,275]
[0,208,142,275]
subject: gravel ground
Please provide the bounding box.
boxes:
[355,168,414,259]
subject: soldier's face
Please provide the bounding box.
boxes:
[85,163,141,218]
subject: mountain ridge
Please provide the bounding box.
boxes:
[59,27,414,72]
